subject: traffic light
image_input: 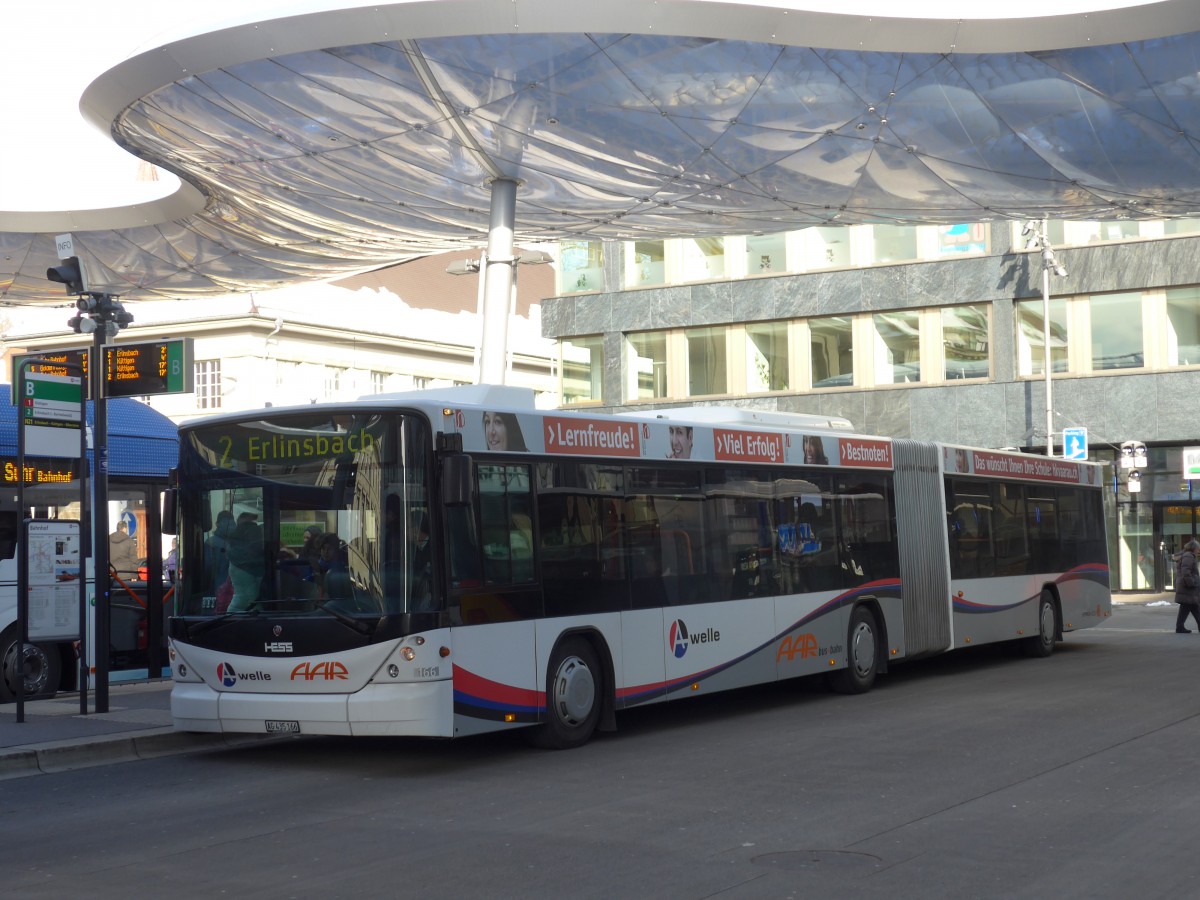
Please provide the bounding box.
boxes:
[93,296,134,331]
[67,313,98,334]
[114,304,134,329]
[47,256,88,294]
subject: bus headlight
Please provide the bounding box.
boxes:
[401,647,416,661]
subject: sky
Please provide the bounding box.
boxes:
[0,0,1168,213]
[0,1,301,211]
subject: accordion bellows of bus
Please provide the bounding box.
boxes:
[167,385,1110,748]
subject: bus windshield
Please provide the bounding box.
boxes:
[175,410,431,619]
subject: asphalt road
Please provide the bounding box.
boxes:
[3,600,1198,900]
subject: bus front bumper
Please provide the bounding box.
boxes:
[171,679,455,737]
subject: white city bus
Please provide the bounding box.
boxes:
[167,386,1110,748]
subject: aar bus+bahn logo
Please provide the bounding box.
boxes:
[668,619,720,659]
[290,661,349,681]
[217,662,271,687]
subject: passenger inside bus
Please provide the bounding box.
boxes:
[226,512,265,612]
[316,532,350,599]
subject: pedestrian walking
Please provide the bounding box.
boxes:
[1174,539,1200,633]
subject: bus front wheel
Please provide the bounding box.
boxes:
[529,637,602,750]
[0,626,61,703]
[829,606,879,695]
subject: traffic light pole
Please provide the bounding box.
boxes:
[91,322,111,713]
[45,250,133,712]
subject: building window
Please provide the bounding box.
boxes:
[370,371,386,394]
[195,360,221,410]
[681,237,725,281]
[559,241,603,294]
[872,310,921,383]
[275,360,298,389]
[1016,299,1069,376]
[628,241,666,287]
[1166,287,1200,367]
[747,233,787,274]
[872,226,919,265]
[1073,221,1143,244]
[798,227,851,270]
[810,316,854,388]
[1090,292,1144,370]
[325,367,345,398]
[1164,219,1200,237]
[937,224,988,256]
[560,335,604,404]
[745,321,789,392]
[942,305,991,380]
[685,326,728,397]
[626,331,668,400]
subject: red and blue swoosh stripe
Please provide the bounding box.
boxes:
[452,579,904,718]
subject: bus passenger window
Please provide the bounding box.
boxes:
[477,463,533,586]
[538,460,628,615]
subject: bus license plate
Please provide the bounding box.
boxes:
[265,720,300,734]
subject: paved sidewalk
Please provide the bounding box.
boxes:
[0,679,273,780]
[1117,590,1176,605]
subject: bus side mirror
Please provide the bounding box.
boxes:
[442,454,475,507]
[163,489,179,535]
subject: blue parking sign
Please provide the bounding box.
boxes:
[1063,427,1088,460]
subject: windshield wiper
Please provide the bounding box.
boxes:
[315,600,379,636]
[186,608,260,639]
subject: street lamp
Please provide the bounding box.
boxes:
[1024,219,1068,456]
[1120,440,1148,470]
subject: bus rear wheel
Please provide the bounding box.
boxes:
[1022,591,1057,658]
[529,637,602,750]
[0,626,61,703]
[829,606,879,695]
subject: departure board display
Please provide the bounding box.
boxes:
[103,338,194,397]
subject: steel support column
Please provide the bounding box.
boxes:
[478,178,518,385]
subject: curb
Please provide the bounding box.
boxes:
[0,728,284,780]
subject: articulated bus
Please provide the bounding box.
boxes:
[167,385,1110,748]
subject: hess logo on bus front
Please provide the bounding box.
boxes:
[668,619,720,659]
